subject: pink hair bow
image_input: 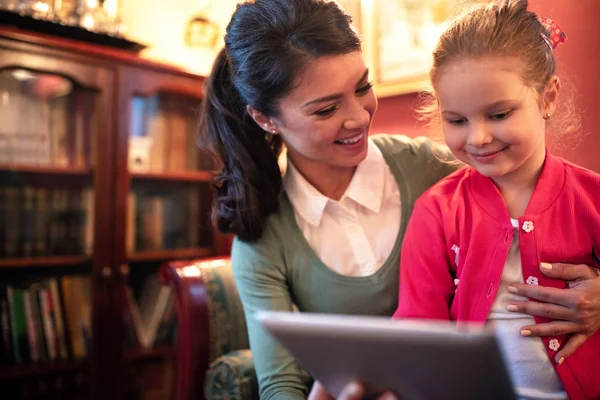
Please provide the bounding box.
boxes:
[537,16,567,50]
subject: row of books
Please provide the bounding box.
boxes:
[0,275,92,366]
[0,76,95,168]
[0,186,94,259]
[123,274,177,350]
[128,94,213,173]
[126,188,201,253]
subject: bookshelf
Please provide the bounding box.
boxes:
[0,27,224,399]
[0,359,86,380]
[0,165,93,176]
[127,247,214,263]
[130,170,213,183]
[0,256,91,269]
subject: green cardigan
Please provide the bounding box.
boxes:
[231,134,458,400]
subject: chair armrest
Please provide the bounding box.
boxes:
[205,349,258,400]
[160,257,231,400]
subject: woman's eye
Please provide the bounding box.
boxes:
[356,81,374,95]
[314,105,339,117]
[490,111,512,121]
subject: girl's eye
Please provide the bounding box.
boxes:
[314,105,340,117]
[490,111,512,121]
[447,118,467,126]
[356,81,374,95]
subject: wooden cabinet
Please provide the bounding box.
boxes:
[0,27,221,399]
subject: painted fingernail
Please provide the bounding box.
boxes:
[508,286,518,294]
[506,305,518,312]
[557,357,565,365]
[346,382,362,396]
[540,262,553,272]
[521,329,532,337]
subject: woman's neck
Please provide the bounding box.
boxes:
[288,157,356,201]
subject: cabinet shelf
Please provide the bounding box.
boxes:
[0,360,87,380]
[124,346,175,362]
[0,164,93,176]
[130,170,212,183]
[0,256,92,269]
[128,247,214,263]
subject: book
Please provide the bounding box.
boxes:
[7,286,30,364]
[47,278,68,360]
[0,284,14,365]
[28,283,48,362]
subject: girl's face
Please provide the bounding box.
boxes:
[269,51,377,179]
[436,56,556,187]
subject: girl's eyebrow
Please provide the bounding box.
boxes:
[302,69,369,109]
[441,99,518,115]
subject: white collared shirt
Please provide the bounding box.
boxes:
[283,139,401,277]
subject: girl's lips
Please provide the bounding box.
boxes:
[468,147,508,163]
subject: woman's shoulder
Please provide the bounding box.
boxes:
[371,133,449,157]
[371,134,457,171]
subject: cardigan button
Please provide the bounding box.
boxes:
[549,339,560,351]
[526,276,539,285]
[522,221,534,233]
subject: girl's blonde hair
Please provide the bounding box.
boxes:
[419,0,580,142]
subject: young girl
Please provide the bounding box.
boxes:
[393,1,600,399]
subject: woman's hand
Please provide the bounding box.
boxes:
[507,262,600,363]
[308,381,398,400]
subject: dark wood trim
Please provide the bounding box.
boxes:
[124,346,175,362]
[130,170,213,183]
[0,360,86,380]
[0,165,92,176]
[128,247,214,263]
[0,256,91,269]
[0,26,202,78]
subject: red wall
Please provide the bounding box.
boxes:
[372,0,600,172]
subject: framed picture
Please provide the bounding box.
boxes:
[337,0,485,97]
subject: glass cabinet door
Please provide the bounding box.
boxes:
[126,91,214,257]
[114,66,214,398]
[0,68,97,259]
[0,43,114,400]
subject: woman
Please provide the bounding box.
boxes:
[198,1,600,399]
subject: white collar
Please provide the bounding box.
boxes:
[283,139,386,227]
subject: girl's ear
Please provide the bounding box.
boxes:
[246,105,279,134]
[543,76,561,118]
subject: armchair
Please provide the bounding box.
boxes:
[160,257,257,400]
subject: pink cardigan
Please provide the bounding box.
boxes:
[394,151,600,400]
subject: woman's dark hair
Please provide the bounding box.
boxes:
[199,0,361,242]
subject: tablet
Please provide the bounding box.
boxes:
[257,311,516,400]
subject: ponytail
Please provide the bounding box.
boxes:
[199,49,284,242]
[199,0,361,242]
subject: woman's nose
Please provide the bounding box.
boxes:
[343,100,371,131]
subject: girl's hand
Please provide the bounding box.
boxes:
[308,381,398,400]
[507,262,600,363]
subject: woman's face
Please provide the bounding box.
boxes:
[270,51,377,179]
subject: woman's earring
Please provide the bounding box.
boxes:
[544,113,551,120]
[272,129,278,134]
